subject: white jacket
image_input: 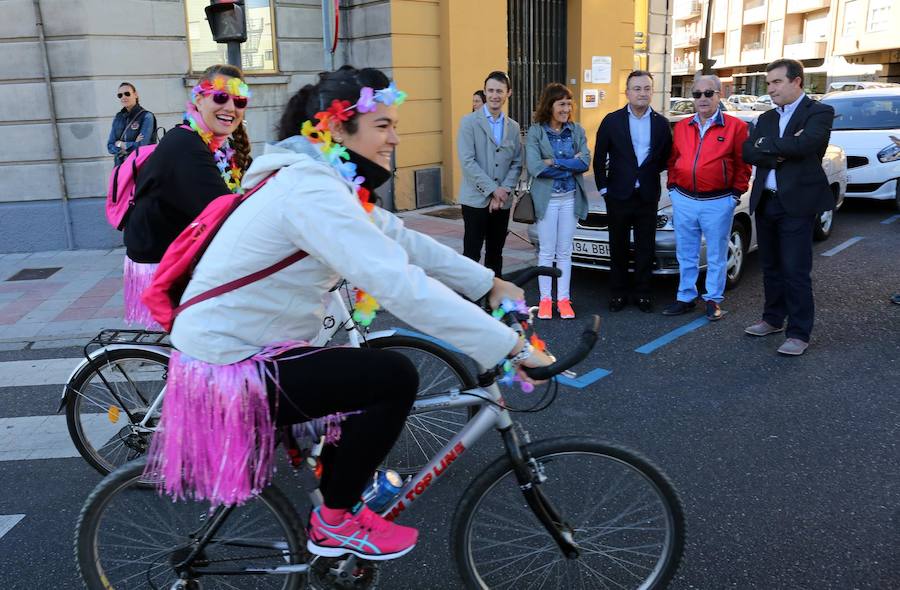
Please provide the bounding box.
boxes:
[170,137,519,367]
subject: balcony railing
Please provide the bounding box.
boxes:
[783,40,827,59]
[741,43,766,64]
[743,2,768,24]
[672,55,698,74]
[674,0,701,20]
[786,0,830,14]
[673,33,701,47]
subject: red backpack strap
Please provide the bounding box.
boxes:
[174,250,308,317]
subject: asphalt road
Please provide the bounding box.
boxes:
[0,199,897,589]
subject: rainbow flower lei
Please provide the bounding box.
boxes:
[298,82,407,327]
[186,77,252,193]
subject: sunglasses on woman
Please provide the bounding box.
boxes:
[117,91,132,98]
[209,91,249,109]
[691,90,718,99]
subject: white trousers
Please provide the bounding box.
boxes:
[536,193,576,300]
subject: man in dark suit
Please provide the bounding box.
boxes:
[593,70,673,312]
[742,58,834,356]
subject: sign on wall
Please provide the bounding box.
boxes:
[591,56,612,84]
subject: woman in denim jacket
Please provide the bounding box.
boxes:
[525,83,591,319]
[107,82,156,166]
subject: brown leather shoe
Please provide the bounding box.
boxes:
[744,320,784,337]
[777,338,809,356]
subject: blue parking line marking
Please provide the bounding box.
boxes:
[881,214,900,225]
[556,367,612,389]
[635,316,710,354]
[821,236,864,257]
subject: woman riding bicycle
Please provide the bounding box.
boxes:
[122,64,252,328]
[146,66,553,561]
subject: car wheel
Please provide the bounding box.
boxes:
[813,209,834,241]
[725,221,748,290]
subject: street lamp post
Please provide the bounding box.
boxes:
[205,0,248,68]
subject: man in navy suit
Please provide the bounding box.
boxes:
[743,58,834,356]
[593,71,673,312]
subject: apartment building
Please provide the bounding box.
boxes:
[670,0,899,98]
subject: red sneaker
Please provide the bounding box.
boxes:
[557,298,575,319]
[537,298,552,320]
[307,504,418,561]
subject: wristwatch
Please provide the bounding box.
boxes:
[507,341,534,365]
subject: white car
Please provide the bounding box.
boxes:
[727,95,758,111]
[753,95,775,111]
[821,88,900,210]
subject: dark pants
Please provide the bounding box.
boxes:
[267,347,418,509]
[606,193,658,298]
[462,204,510,277]
[756,192,816,342]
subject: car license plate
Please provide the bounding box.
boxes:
[573,239,609,259]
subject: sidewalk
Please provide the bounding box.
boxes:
[0,205,536,350]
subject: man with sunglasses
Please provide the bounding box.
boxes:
[664,75,751,321]
[742,59,835,356]
[107,82,157,166]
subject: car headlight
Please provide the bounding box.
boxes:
[877,143,900,163]
[657,205,674,230]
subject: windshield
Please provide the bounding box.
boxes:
[825,96,900,130]
[739,96,755,103]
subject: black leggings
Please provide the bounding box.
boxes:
[266,346,418,509]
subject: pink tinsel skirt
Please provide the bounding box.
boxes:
[144,344,353,507]
[123,257,163,331]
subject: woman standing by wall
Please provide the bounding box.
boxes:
[525,83,590,320]
[121,65,252,328]
[107,82,156,166]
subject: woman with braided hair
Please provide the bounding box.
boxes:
[121,64,252,328]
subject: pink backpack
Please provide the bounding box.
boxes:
[141,174,308,332]
[106,145,157,230]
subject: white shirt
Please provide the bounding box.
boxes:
[764,93,806,191]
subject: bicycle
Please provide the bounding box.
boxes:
[74,267,685,589]
[57,280,478,478]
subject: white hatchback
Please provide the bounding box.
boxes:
[821,88,900,210]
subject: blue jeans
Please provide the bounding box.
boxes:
[671,190,735,303]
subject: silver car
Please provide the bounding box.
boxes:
[527,138,847,289]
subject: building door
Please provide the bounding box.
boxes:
[507,0,567,127]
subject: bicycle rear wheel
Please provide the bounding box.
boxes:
[65,347,169,476]
[75,460,306,590]
[451,437,685,590]
[368,334,478,475]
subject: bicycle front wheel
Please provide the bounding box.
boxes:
[451,437,685,590]
[367,334,478,475]
[65,347,169,476]
[76,460,306,590]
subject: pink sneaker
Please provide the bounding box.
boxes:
[307,504,418,561]
[557,298,575,319]
[537,298,553,320]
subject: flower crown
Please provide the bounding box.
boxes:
[191,77,251,104]
[299,82,407,208]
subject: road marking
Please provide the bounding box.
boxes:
[881,214,900,225]
[635,317,710,354]
[0,358,81,388]
[556,367,612,389]
[0,514,25,540]
[0,414,119,462]
[821,236,864,257]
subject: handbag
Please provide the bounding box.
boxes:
[512,178,535,224]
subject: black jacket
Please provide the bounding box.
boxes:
[124,126,231,263]
[742,96,834,216]
[593,106,672,202]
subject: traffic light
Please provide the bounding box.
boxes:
[205,0,247,44]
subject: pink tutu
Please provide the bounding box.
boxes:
[123,257,164,331]
[144,344,353,506]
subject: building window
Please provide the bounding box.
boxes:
[185,0,278,73]
[866,0,891,33]
[842,0,860,37]
[768,19,782,50]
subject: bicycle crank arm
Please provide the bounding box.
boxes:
[500,427,581,559]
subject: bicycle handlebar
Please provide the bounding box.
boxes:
[504,266,562,288]
[521,315,601,381]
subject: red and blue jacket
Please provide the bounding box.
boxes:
[667,110,752,199]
